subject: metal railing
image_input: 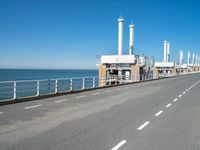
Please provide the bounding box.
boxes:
[0,71,199,101]
[0,77,98,101]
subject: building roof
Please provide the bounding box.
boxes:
[100,55,135,64]
[154,62,174,68]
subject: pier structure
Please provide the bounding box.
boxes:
[98,16,152,86]
[178,50,200,73]
[154,41,176,78]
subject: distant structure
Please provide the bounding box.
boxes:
[154,41,175,78]
[98,16,152,86]
[129,24,135,55]
[97,16,200,83]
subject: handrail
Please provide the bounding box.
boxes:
[0,71,199,101]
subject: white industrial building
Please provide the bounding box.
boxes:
[98,16,152,86]
[154,41,175,77]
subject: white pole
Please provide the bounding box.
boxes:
[82,78,85,89]
[70,79,73,91]
[36,80,40,96]
[93,77,95,88]
[13,81,17,100]
[118,17,124,56]
[55,80,58,93]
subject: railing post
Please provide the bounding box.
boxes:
[36,80,40,96]
[70,79,73,91]
[55,80,58,93]
[93,77,95,88]
[13,81,17,100]
[82,78,85,89]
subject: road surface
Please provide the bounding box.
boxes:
[0,73,200,150]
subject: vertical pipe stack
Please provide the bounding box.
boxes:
[187,51,190,65]
[196,54,198,65]
[167,41,170,62]
[180,49,183,65]
[118,16,124,56]
[193,53,195,65]
[163,41,167,63]
[129,24,135,55]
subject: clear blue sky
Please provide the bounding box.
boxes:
[0,0,200,69]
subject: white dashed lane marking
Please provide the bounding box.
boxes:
[166,103,172,108]
[0,112,3,114]
[54,99,68,103]
[25,104,42,110]
[92,92,100,95]
[137,121,150,130]
[178,94,182,98]
[111,140,127,150]
[173,98,178,102]
[76,95,86,99]
[155,110,163,117]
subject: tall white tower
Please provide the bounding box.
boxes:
[167,41,170,62]
[187,50,190,65]
[193,53,195,65]
[196,54,198,65]
[163,41,167,63]
[118,16,124,56]
[129,24,135,55]
[180,49,183,65]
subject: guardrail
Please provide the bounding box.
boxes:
[0,77,99,101]
[0,71,199,101]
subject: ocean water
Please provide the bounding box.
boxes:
[0,69,98,82]
[0,69,99,100]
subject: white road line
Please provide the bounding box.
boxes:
[106,90,112,93]
[124,87,129,89]
[173,98,178,102]
[25,104,42,110]
[92,92,100,95]
[178,94,182,98]
[155,110,163,117]
[133,86,135,87]
[76,95,86,99]
[54,99,68,103]
[186,89,188,92]
[111,140,127,150]
[0,112,3,114]
[137,121,150,130]
[183,92,186,94]
[166,103,172,108]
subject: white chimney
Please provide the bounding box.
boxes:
[196,54,198,65]
[129,24,134,55]
[180,49,183,65]
[167,41,170,62]
[192,53,195,65]
[187,50,190,65]
[118,16,124,56]
[163,41,167,63]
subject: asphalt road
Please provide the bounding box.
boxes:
[0,73,200,150]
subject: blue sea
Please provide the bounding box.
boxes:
[0,69,99,100]
[0,69,98,82]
